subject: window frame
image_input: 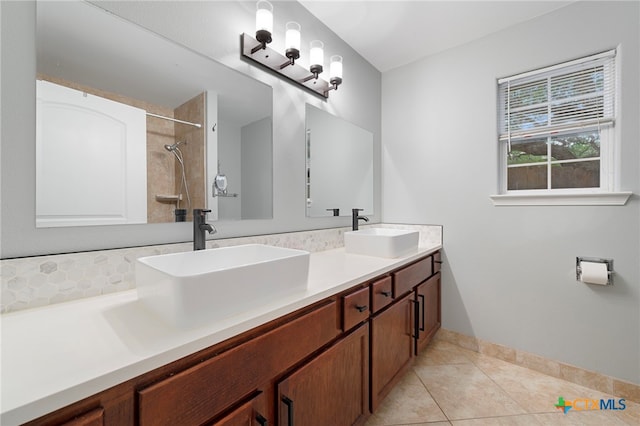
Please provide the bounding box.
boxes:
[491,48,631,206]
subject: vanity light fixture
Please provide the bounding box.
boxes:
[308,40,324,78]
[328,55,343,92]
[252,0,273,53]
[281,21,301,68]
[241,1,343,98]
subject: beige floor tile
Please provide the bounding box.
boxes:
[617,399,640,425]
[365,370,447,426]
[414,363,526,420]
[451,414,543,425]
[468,353,615,414]
[534,410,636,425]
[415,340,475,367]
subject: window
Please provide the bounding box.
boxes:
[497,50,618,198]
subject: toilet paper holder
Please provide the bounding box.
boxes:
[576,257,614,285]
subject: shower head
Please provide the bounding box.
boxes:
[164,141,185,152]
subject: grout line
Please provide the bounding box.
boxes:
[410,364,452,423]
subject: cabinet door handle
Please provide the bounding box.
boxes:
[282,396,294,426]
[418,294,425,332]
[410,299,420,340]
[355,305,368,313]
[256,414,268,426]
[380,290,392,298]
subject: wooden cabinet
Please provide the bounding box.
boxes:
[393,256,432,297]
[277,324,369,426]
[370,293,414,411]
[342,286,370,331]
[210,392,268,426]
[59,408,104,426]
[25,250,441,426]
[370,276,393,313]
[415,272,441,354]
[433,251,442,273]
[137,301,338,426]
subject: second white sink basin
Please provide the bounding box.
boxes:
[344,228,419,258]
[136,244,310,327]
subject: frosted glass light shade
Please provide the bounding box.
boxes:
[255,0,273,33]
[330,55,343,80]
[285,22,301,51]
[310,40,324,69]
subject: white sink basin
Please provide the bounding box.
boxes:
[136,244,310,327]
[344,228,419,258]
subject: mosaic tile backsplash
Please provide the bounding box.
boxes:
[1,224,442,314]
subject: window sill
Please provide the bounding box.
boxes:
[489,192,633,206]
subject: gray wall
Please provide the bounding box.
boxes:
[382,1,639,383]
[0,1,382,258]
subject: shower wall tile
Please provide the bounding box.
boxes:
[174,92,206,222]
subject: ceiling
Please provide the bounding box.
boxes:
[299,0,575,72]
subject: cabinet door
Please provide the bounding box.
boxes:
[138,301,338,426]
[211,392,268,426]
[415,272,441,354]
[370,293,414,411]
[277,324,369,426]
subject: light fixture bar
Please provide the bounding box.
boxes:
[241,33,331,98]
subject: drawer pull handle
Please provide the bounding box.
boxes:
[435,260,443,264]
[256,414,268,426]
[380,290,392,298]
[356,305,368,313]
[282,396,294,426]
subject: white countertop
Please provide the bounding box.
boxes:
[0,244,440,425]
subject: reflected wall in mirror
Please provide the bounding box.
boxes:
[35,0,272,227]
[305,104,374,217]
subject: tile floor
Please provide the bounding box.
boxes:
[365,339,639,425]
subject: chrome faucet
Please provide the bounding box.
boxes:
[352,208,369,231]
[193,209,216,251]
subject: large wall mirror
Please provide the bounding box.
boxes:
[305,104,374,217]
[36,0,272,227]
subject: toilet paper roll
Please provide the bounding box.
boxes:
[580,261,609,285]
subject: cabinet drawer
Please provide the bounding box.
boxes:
[433,251,442,273]
[210,391,267,426]
[342,286,370,331]
[393,256,433,297]
[371,276,393,313]
[61,408,104,426]
[137,301,339,426]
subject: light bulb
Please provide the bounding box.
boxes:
[330,55,343,82]
[309,40,324,77]
[255,0,273,34]
[285,22,301,52]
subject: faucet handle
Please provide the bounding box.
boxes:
[352,208,364,214]
[194,208,211,216]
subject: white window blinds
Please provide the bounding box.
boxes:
[498,50,616,143]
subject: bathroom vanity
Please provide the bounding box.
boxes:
[2,245,441,426]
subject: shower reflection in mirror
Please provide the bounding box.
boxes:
[35,0,273,227]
